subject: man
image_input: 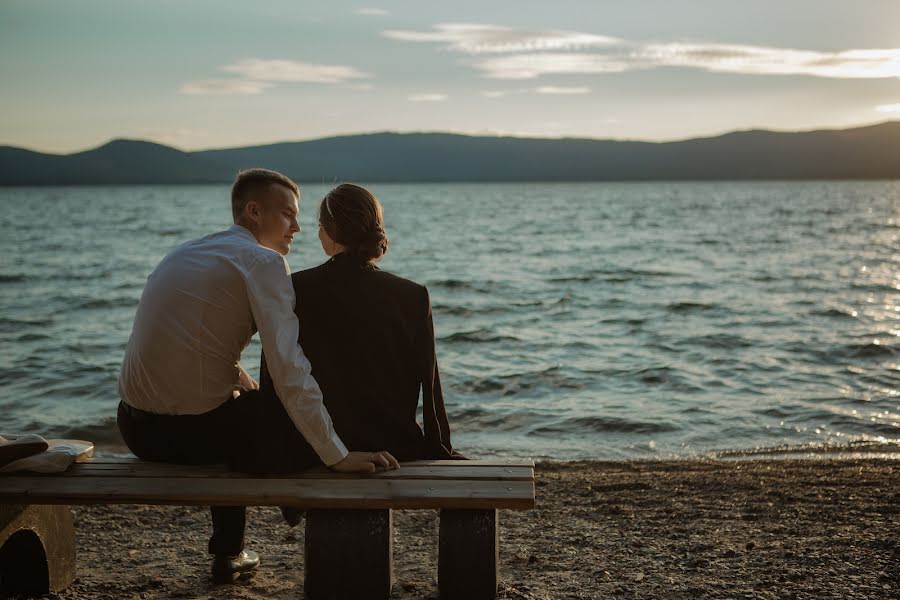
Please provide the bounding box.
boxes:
[117,168,399,583]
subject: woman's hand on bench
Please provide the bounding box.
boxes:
[330,450,400,473]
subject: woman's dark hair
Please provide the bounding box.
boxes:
[319,183,389,263]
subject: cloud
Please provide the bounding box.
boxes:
[535,86,591,94]
[876,102,900,113]
[481,90,507,98]
[383,23,619,54]
[182,58,371,95]
[408,93,448,102]
[356,8,389,16]
[180,79,273,95]
[222,58,370,83]
[386,23,900,81]
[476,53,631,79]
[640,43,900,79]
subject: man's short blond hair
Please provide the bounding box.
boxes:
[231,168,299,220]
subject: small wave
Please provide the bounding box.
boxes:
[450,407,543,432]
[756,406,798,419]
[432,303,507,317]
[427,278,496,293]
[812,307,859,319]
[841,342,898,360]
[453,366,588,396]
[631,366,675,385]
[548,274,594,283]
[440,328,520,344]
[10,332,51,342]
[712,439,900,459]
[531,416,679,436]
[851,282,900,294]
[154,227,188,236]
[0,273,28,283]
[667,301,716,313]
[680,333,755,350]
[60,270,113,282]
[72,297,138,310]
[0,316,55,332]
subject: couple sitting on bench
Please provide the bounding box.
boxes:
[116,169,461,583]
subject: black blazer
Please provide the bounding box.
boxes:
[260,252,456,463]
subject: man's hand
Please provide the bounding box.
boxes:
[330,451,400,473]
[238,364,259,391]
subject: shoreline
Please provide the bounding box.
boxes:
[41,457,898,600]
[89,438,900,463]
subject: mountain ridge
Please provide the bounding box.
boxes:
[3,121,900,184]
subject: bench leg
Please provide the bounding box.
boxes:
[439,508,498,600]
[304,509,392,600]
[0,504,75,595]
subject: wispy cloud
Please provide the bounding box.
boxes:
[876,102,900,113]
[481,87,590,98]
[408,93,448,102]
[386,23,900,81]
[222,58,370,83]
[180,79,273,95]
[383,24,618,54]
[182,58,371,95]
[535,85,591,94]
[476,53,629,79]
[640,44,900,79]
[356,7,389,16]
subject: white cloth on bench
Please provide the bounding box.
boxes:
[0,434,94,473]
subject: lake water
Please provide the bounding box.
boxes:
[0,182,898,460]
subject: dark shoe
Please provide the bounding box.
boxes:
[211,549,260,583]
[280,506,304,528]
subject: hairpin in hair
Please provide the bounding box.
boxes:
[324,193,336,220]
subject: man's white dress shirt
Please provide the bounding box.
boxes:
[118,224,349,465]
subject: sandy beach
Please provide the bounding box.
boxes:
[14,458,891,600]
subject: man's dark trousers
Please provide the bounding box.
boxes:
[117,399,246,556]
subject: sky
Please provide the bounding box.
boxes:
[2,0,900,153]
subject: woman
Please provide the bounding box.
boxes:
[254,183,459,469]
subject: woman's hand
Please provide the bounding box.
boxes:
[238,364,259,390]
[330,450,400,473]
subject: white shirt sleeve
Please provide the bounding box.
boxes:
[244,253,349,465]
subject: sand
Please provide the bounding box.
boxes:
[23,458,899,599]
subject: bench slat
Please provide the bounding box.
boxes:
[84,457,535,468]
[55,463,534,481]
[0,477,535,510]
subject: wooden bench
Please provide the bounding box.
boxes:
[0,457,535,599]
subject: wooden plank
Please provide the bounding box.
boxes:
[57,463,533,482]
[402,459,535,468]
[83,457,535,468]
[0,477,535,510]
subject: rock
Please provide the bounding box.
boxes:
[745,542,755,551]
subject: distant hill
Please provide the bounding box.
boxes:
[3,121,900,185]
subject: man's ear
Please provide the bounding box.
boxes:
[244,200,262,224]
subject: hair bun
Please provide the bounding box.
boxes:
[319,183,390,263]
